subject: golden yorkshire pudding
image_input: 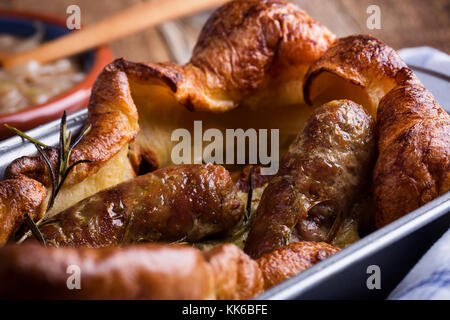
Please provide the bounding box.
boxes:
[303,34,409,118]
[202,241,340,298]
[203,243,264,300]
[162,0,335,112]
[120,0,334,171]
[0,243,216,300]
[373,69,450,227]
[4,64,139,216]
[0,176,47,245]
[0,241,339,300]
[256,241,340,290]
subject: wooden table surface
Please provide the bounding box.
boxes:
[1,0,449,64]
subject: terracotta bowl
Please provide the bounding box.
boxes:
[0,10,113,139]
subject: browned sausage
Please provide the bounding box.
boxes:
[245,100,375,258]
[0,243,214,299]
[39,164,244,247]
[0,176,47,245]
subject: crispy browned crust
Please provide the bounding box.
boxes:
[0,243,215,299]
[0,177,47,245]
[256,241,340,289]
[0,240,340,299]
[203,244,264,300]
[4,63,139,187]
[303,35,410,116]
[121,0,334,171]
[373,70,450,227]
[183,0,335,111]
[123,0,334,113]
[304,34,406,94]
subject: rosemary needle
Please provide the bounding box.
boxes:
[244,166,255,225]
[5,113,92,245]
[4,124,48,148]
[23,213,46,246]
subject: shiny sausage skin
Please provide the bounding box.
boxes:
[245,100,375,258]
[0,243,214,299]
[39,164,244,247]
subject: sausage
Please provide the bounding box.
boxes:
[244,100,375,258]
[38,164,244,247]
[256,241,340,289]
[0,243,214,299]
[0,176,47,246]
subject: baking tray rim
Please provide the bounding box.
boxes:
[257,191,450,299]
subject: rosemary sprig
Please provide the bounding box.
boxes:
[5,112,92,245]
[38,217,61,228]
[4,124,48,148]
[59,112,69,186]
[24,213,46,246]
[70,123,91,150]
[243,166,255,225]
[33,141,57,210]
[226,167,257,246]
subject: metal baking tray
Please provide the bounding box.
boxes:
[0,66,448,300]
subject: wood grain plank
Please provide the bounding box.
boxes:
[292,0,361,37]
[0,0,172,62]
[0,0,448,61]
[340,0,450,51]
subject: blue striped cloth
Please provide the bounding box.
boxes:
[399,47,450,77]
[388,229,450,299]
[388,47,450,300]
[399,47,450,112]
